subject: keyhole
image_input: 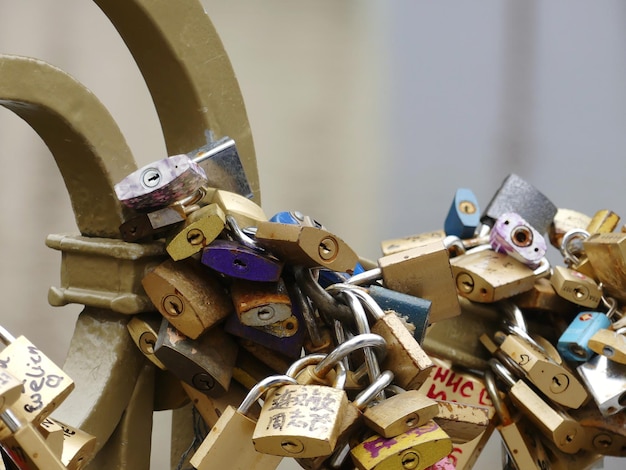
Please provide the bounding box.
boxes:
[186,228,205,246]
[257,306,275,322]
[141,168,161,188]
[280,439,304,454]
[401,450,420,469]
[318,236,338,261]
[458,200,476,214]
[233,258,248,272]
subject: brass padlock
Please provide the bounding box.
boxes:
[583,232,626,303]
[0,327,74,425]
[510,277,576,315]
[549,208,591,250]
[203,187,268,228]
[450,247,550,303]
[142,258,233,339]
[254,221,360,273]
[587,326,626,364]
[165,203,226,260]
[432,400,490,445]
[380,230,447,256]
[350,239,460,323]
[126,313,167,370]
[189,375,296,470]
[40,417,96,470]
[550,265,602,308]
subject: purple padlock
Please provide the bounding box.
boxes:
[200,239,283,282]
[489,212,546,268]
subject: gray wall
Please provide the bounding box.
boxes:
[0,1,623,469]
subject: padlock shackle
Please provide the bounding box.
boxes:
[0,325,16,345]
[488,359,516,389]
[294,267,354,325]
[329,284,386,322]
[484,369,513,427]
[353,370,394,411]
[237,374,298,415]
[314,333,386,379]
[226,214,263,250]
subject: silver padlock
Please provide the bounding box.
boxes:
[577,354,626,416]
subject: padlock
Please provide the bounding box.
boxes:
[539,433,602,470]
[142,258,233,339]
[0,326,74,425]
[432,400,490,445]
[484,368,551,470]
[557,311,613,362]
[362,387,439,439]
[549,265,602,309]
[40,417,96,470]
[348,239,460,323]
[489,212,547,268]
[126,313,167,370]
[189,374,297,470]
[380,230,447,256]
[444,188,481,239]
[254,221,360,273]
[188,135,253,199]
[330,285,434,390]
[576,353,626,416]
[510,278,576,315]
[587,326,626,364]
[201,239,284,282]
[119,204,187,242]
[165,203,226,260]
[114,153,208,212]
[252,372,350,458]
[583,232,626,303]
[479,173,557,236]
[570,399,626,457]
[153,319,237,397]
[230,278,293,327]
[0,409,66,469]
[450,247,550,303]
[269,210,324,229]
[349,419,452,470]
[204,188,268,229]
[37,418,63,460]
[494,330,589,409]
[587,208,621,234]
[489,359,584,454]
[548,208,592,250]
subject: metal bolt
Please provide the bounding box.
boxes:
[458,200,477,215]
[401,450,420,469]
[192,373,215,391]
[186,228,205,246]
[138,332,157,355]
[456,273,475,293]
[280,439,304,454]
[162,294,184,316]
[318,236,339,261]
[141,168,161,188]
[257,306,275,322]
[549,373,570,394]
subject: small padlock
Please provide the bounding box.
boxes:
[557,310,613,362]
[583,232,626,303]
[114,153,208,212]
[348,239,460,323]
[550,265,602,309]
[432,400,490,445]
[570,399,626,457]
[41,417,96,470]
[201,239,284,282]
[450,247,550,303]
[165,203,226,260]
[380,230,447,256]
[489,212,547,268]
[230,278,293,327]
[489,359,584,454]
[142,258,233,339]
[484,368,551,470]
[153,319,237,397]
[349,419,452,470]
[548,208,592,250]
[587,326,626,364]
[330,285,434,390]
[126,313,167,370]
[188,135,253,199]
[511,278,576,315]
[254,221,359,273]
[189,374,297,470]
[444,188,481,239]
[479,173,557,236]
[202,188,268,228]
[119,204,187,242]
[576,353,626,416]
[0,326,74,425]
[494,330,589,409]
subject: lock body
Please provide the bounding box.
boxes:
[557,311,612,362]
[231,278,293,327]
[444,188,480,239]
[577,354,626,416]
[588,328,626,364]
[550,266,602,308]
[489,212,547,267]
[201,239,283,282]
[165,203,226,260]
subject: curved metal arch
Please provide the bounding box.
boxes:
[0,55,136,238]
[95,0,261,203]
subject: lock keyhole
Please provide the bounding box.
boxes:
[233,258,249,272]
[401,450,420,469]
[280,439,304,454]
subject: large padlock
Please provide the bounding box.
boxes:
[479,173,557,236]
[142,258,233,339]
[114,153,207,212]
[189,374,297,470]
[153,319,237,397]
[0,326,74,426]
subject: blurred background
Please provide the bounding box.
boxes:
[0,0,624,468]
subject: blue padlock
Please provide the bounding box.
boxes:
[269,210,323,229]
[200,239,283,282]
[444,188,481,239]
[557,311,612,362]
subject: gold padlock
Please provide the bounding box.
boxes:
[549,208,591,250]
[587,327,626,364]
[142,258,233,339]
[126,313,167,370]
[41,417,96,470]
[205,188,268,228]
[380,230,447,256]
[165,203,225,260]
[583,232,626,303]
[550,265,602,308]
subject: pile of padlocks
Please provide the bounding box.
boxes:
[2,136,625,469]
